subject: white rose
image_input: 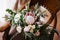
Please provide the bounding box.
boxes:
[14,13,21,23]
[16,26,22,33]
[24,26,30,32]
[26,16,35,24]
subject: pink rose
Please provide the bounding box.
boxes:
[24,26,30,32]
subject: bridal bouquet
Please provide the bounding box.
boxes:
[5,3,58,40]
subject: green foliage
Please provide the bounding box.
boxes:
[5,3,59,40]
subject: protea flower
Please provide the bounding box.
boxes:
[25,12,37,25]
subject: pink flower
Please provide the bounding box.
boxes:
[34,30,40,36]
[16,26,22,33]
[36,21,42,25]
[24,26,30,32]
[5,13,11,18]
[25,12,37,24]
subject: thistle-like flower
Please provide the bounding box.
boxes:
[25,12,37,25]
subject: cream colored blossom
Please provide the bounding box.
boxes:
[28,25,35,32]
[28,25,35,29]
[16,26,22,33]
[14,13,21,23]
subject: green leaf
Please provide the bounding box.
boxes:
[51,29,59,36]
[40,24,49,32]
[6,9,12,14]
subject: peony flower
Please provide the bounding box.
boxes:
[16,26,22,33]
[25,12,37,25]
[24,26,30,32]
[14,13,21,23]
[34,30,40,36]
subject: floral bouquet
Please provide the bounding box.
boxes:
[4,3,59,40]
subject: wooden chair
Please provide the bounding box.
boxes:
[0,0,60,40]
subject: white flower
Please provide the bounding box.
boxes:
[38,25,42,28]
[24,26,30,32]
[46,26,53,30]
[16,26,22,33]
[14,13,21,23]
[40,16,46,23]
[26,16,35,24]
[37,13,40,16]
[28,25,35,29]
[40,6,46,12]
[28,25,35,32]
